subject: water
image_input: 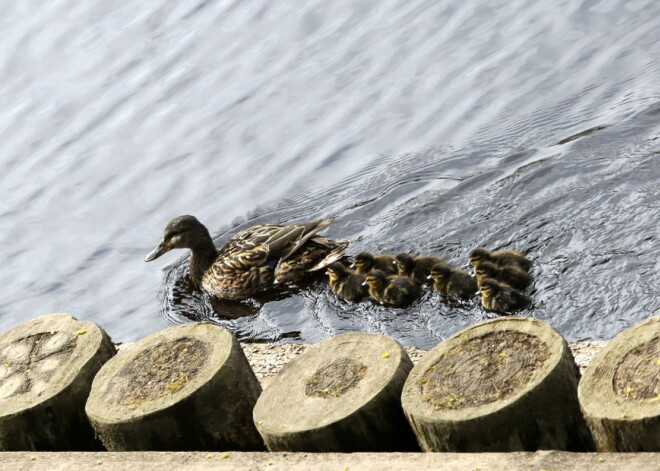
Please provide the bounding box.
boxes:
[0,0,658,348]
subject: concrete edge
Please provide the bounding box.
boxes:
[3,451,659,471]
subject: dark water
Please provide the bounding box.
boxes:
[0,0,658,348]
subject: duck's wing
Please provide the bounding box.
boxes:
[219,224,283,256]
[264,219,333,261]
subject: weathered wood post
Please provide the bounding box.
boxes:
[578,314,659,451]
[402,316,594,451]
[85,322,264,451]
[253,332,418,451]
[0,313,116,450]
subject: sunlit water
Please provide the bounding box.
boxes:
[0,0,658,348]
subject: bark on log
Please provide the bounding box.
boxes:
[0,313,116,450]
[85,322,264,451]
[401,316,595,452]
[578,314,659,451]
[253,332,418,452]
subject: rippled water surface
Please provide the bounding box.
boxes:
[0,0,658,348]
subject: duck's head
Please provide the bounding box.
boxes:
[353,252,375,271]
[145,215,212,262]
[395,253,414,276]
[326,262,349,281]
[478,278,500,299]
[469,247,492,267]
[475,261,498,282]
[429,263,452,282]
[364,269,387,289]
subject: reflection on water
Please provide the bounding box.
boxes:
[0,0,658,347]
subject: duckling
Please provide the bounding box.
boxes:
[395,253,445,284]
[469,247,532,271]
[364,269,422,307]
[353,252,398,276]
[478,278,531,314]
[145,215,349,300]
[474,261,532,290]
[429,263,477,301]
[325,262,368,302]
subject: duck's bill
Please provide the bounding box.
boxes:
[144,241,169,262]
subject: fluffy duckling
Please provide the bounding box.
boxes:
[474,261,532,290]
[364,269,422,307]
[353,251,398,276]
[478,278,531,314]
[429,263,477,301]
[469,247,532,271]
[325,262,368,302]
[395,253,445,284]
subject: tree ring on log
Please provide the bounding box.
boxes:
[420,331,549,410]
[612,336,659,400]
[305,358,367,398]
[113,337,209,405]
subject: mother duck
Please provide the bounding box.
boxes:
[145,215,349,300]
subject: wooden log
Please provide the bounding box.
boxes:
[578,314,660,451]
[85,322,264,451]
[0,313,116,450]
[401,316,595,452]
[253,332,419,452]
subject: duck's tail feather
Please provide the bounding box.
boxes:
[308,239,350,271]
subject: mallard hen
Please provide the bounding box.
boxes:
[145,215,349,300]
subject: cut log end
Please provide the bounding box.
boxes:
[85,322,264,451]
[578,315,660,452]
[0,313,116,450]
[253,332,418,452]
[402,316,594,452]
